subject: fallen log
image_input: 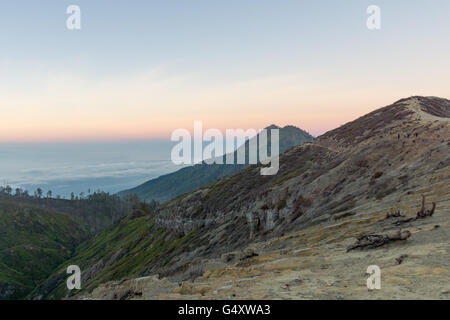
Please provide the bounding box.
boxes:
[347,229,411,252]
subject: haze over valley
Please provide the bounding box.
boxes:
[0,141,179,198]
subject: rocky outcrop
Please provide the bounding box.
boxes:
[83,180,450,300]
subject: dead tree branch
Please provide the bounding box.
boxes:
[394,195,436,226]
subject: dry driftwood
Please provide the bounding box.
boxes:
[347,230,411,252]
[394,195,436,226]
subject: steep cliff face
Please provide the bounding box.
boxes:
[86,189,450,299]
[156,97,449,242]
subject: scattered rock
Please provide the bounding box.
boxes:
[395,254,408,265]
[239,249,259,261]
[221,252,237,263]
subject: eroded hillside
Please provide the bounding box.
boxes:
[154,96,449,254]
[87,190,450,299]
[35,96,449,300]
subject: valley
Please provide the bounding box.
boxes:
[0,192,139,299]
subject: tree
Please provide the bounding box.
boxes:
[149,199,160,210]
[15,188,22,197]
[71,192,75,201]
[5,185,12,195]
[47,190,52,199]
[35,188,43,198]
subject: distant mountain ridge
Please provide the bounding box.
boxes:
[118,125,313,203]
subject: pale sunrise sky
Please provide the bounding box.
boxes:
[1,0,450,142]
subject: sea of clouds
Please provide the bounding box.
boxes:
[0,140,183,198]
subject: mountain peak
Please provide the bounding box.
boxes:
[414,96,450,118]
[391,96,450,118]
[265,124,280,130]
[118,124,313,203]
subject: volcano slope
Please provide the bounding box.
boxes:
[40,96,449,300]
[119,125,313,203]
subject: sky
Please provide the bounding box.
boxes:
[1,0,450,142]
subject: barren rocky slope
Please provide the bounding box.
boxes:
[88,196,449,299]
[37,96,449,299]
[85,96,449,300]
[154,96,449,255]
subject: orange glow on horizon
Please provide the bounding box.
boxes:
[1,69,449,143]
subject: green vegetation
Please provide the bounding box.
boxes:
[0,200,84,299]
[121,164,246,204]
[119,125,313,203]
[0,190,139,299]
[31,207,200,300]
[0,125,313,300]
